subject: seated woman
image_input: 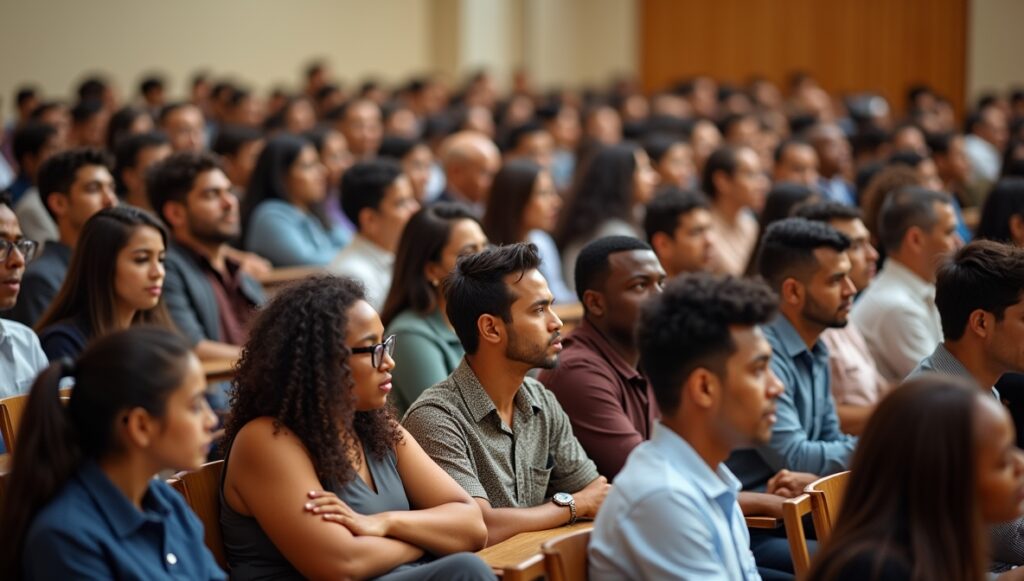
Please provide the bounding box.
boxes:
[380,203,488,414]
[0,327,223,579]
[482,159,574,304]
[35,205,172,360]
[808,376,1024,581]
[221,275,491,580]
[241,134,349,267]
[556,142,659,291]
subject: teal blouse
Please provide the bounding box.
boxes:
[386,308,464,415]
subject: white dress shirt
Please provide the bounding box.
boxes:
[329,234,395,310]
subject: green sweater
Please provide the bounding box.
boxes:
[386,308,465,415]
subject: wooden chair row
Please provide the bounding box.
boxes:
[0,388,72,452]
[784,470,850,579]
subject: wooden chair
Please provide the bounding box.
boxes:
[782,494,814,580]
[0,389,73,452]
[542,527,591,581]
[177,460,228,571]
[804,470,850,543]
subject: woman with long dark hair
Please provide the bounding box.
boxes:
[380,203,488,413]
[482,159,573,303]
[0,327,222,579]
[36,206,173,360]
[556,142,659,290]
[241,134,349,266]
[807,376,1024,580]
[221,276,491,580]
[977,178,1024,246]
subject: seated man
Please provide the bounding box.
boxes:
[727,218,857,491]
[539,236,665,479]
[147,152,265,362]
[330,159,420,310]
[113,131,171,211]
[0,192,46,399]
[10,121,62,243]
[644,187,716,277]
[907,240,1024,571]
[8,148,117,326]
[850,187,962,382]
[590,273,783,580]
[403,243,610,545]
[795,201,888,435]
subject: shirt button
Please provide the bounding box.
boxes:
[166,553,178,565]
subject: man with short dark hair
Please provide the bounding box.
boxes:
[806,123,855,206]
[68,99,108,149]
[404,243,610,545]
[851,187,963,382]
[329,159,420,309]
[160,102,206,152]
[590,273,783,580]
[335,99,382,161]
[210,125,264,196]
[539,236,666,478]
[505,121,554,169]
[148,151,265,362]
[644,187,715,276]
[114,131,171,211]
[964,104,1009,190]
[0,192,46,400]
[772,138,820,187]
[9,149,117,326]
[9,122,63,241]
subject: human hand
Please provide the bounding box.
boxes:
[766,470,820,498]
[574,476,612,519]
[235,251,272,278]
[304,490,390,537]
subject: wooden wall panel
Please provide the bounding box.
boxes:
[640,0,967,117]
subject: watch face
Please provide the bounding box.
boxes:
[553,492,572,505]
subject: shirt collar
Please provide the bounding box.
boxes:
[451,358,541,423]
[77,461,171,539]
[651,423,740,506]
[879,259,935,301]
[568,318,645,384]
[766,315,826,360]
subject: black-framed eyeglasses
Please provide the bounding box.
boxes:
[0,239,39,263]
[351,335,397,369]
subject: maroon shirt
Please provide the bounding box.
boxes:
[181,246,256,346]
[538,318,659,479]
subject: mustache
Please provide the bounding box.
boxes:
[548,332,561,345]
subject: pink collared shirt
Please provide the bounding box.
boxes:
[821,322,890,407]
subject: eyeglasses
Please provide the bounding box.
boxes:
[0,239,39,263]
[351,335,397,369]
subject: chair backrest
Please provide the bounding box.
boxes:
[542,528,592,581]
[805,470,850,543]
[782,494,813,580]
[0,394,29,451]
[178,460,228,571]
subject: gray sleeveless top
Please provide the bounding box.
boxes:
[220,442,410,580]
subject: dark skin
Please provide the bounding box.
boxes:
[581,250,667,366]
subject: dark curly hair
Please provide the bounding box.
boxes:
[639,273,778,414]
[224,275,402,487]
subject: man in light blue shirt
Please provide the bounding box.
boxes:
[590,273,784,580]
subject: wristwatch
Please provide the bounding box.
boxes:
[552,492,577,525]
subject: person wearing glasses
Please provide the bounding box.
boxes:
[0,191,47,403]
[221,275,492,580]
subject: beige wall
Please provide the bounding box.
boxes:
[968,0,1024,102]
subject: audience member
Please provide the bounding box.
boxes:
[211,125,264,197]
[380,204,488,414]
[221,276,492,580]
[330,159,420,309]
[743,182,821,276]
[807,378,1024,581]
[977,178,1024,246]
[773,138,820,187]
[335,98,383,161]
[851,187,962,382]
[114,131,171,211]
[378,136,434,203]
[35,206,171,360]
[539,236,665,478]
[10,122,63,242]
[643,133,696,190]
[644,187,715,276]
[9,148,117,326]
[403,243,610,544]
[0,327,224,579]
[0,193,45,398]
[482,159,573,303]
[795,201,888,435]
[558,142,659,289]
[160,102,206,152]
[68,99,109,149]
[807,123,855,206]
[590,273,784,580]
[929,131,973,208]
[242,134,349,266]
[504,121,555,169]
[965,104,1010,196]
[703,145,769,275]
[148,151,265,362]
[436,131,501,216]
[106,105,155,152]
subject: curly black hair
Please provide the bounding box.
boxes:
[224,275,402,488]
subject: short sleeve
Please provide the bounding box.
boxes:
[402,403,489,500]
[538,385,600,494]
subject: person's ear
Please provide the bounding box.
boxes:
[1010,214,1024,246]
[781,277,804,307]
[358,206,379,235]
[163,200,189,231]
[477,314,504,347]
[582,289,606,318]
[46,192,69,219]
[968,309,991,340]
[711,169,730,197]
[650,232,672,262]
[686,368,718,410]
[122,407,159,449]
[904,226,925,254]
[423,261,446,289]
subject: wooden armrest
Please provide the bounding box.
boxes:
[745,515,783,529]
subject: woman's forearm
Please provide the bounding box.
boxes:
[379,501,488,554]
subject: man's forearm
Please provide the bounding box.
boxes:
[477,501,573,546]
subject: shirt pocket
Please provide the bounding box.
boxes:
[527,465,553,505]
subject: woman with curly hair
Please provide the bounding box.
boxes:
[220,275,491,580]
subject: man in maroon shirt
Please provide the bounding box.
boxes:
[539,236,666,478]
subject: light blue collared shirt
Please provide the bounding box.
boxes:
[727,316,856,491]
[589,423,761,581]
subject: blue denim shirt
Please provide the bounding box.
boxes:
[23,461,226,580]
[590,423,760,580]
[726,316,857,491]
